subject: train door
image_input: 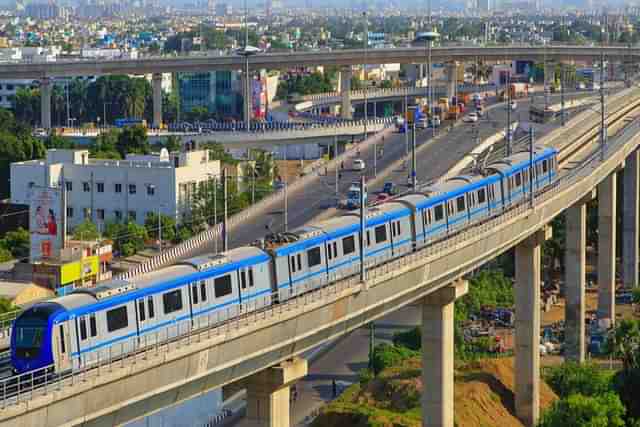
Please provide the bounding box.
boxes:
[288,252,306,296]
[305,245,326,291]
[136,296,158,345]
[238,268,256,313]
[76,313,99,366]
[53,321,72,373]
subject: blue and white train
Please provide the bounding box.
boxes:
[11,145,558,374]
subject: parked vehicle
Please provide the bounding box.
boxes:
[464,113,479,123]
[352,159,365,171]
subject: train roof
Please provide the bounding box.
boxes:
[416,173,499,210]
[486,145,556,175]
[183,246,269,271]
[53,247,271,322]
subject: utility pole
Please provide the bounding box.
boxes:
[249,149,255,205]
[411,121,417,190]
[600,25,607,161]
[213,175,218,253]
[66,81,70,128]
[404,94,409,158]
[158,206,162,254]
[223,169,228,252]
[560,64,566,126]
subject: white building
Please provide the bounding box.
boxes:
[11,149,222,230]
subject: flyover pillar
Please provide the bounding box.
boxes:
[565,201,587,362]
[421,280,468,427]
[623,149,639,289]
[40,77,52,130]
[544,60,554,108]
[445,61,458,101]
[152,73,163,129]
[239,357,307,427]
[597,172,617,323]
[339,66,352,119]
[243,71,252,128]
[515,227,549,427]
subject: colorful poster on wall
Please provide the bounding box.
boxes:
[252,78,266,119]
[28,186,62,262]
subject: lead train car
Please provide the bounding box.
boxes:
[11,246,273,374]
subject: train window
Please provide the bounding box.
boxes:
[214,275,233,298]
[327,244,333,260]
[79,317,87,341]
[138,299,146,321]
[343,236,356,254]
[249,269,254,287]
[200,281,207,301]
[191,283,199,304]
[333,242,338,257]
[456,196,465,212]
[515,173,522,187]
[422,211,427,227]
[290,256,296,273]
[89,314,97,336]
[59,325,66,354]
[375,225,387,243]
[308,247,322,267]
[240,271,247,289]
[163,290,183,314]
[397,221,402,235]
[447,202,454,216]
[427,210,433,224]
[147,297,155,319]
[366,230,371,246]
[477,188,486,204]
[106,306,129,333]
[434,204,444,221]
[542,160,548,173]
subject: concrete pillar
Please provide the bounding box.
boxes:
[152,73,163,129]
[240,358,308,427]
[515,227,549,427]
[544,61,554,108]
[40,77,52,130]
[242,71,252,126]
[597,173,617,322]
[422,280,468,427]
[565,202,587,362]
[445,61,458,101]
[339,67,352,119]
[623,149,639,289]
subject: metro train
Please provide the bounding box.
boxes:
[11,145,558,375]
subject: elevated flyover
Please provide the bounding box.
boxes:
[0,45,637,79]
[1,84,640,426]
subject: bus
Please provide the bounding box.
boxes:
[115,118,148,128]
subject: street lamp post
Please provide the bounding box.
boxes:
[236,0,259,133]
[423,30,439,139]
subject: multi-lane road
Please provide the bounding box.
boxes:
[225,91,593,250]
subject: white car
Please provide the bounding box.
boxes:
[509,101,517,111]
[463,113,479,123]
[352,159,365,171]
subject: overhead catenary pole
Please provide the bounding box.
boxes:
[600,25,606,161]
[284,147,288,232]
[223,169,228,252]
[158,205,162,254]
[334,131,339,200]
[506,70,512,156]
[359,174,367,283]
[560,64,566,126]
[529,126,535,209]
[404,94,409,158]
[213,175,218,253]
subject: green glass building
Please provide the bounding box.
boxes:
[176,71,244,120]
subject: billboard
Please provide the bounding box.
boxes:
[252,77,267,119]
[60,255,99,286]
[28,186,62,262]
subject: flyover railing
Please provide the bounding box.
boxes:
[1,117,637,410]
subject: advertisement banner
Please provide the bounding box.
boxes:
[60,255,99,286]
[29,186,62,262]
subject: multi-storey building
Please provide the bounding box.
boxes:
[11,148,222,230]
[176,71,244,120]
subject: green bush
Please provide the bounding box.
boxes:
[538,392,625,427]
[544,362,613,398]
[393,327,421,351]
[371,343,418,375]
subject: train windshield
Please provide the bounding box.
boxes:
[13,307,52,359]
